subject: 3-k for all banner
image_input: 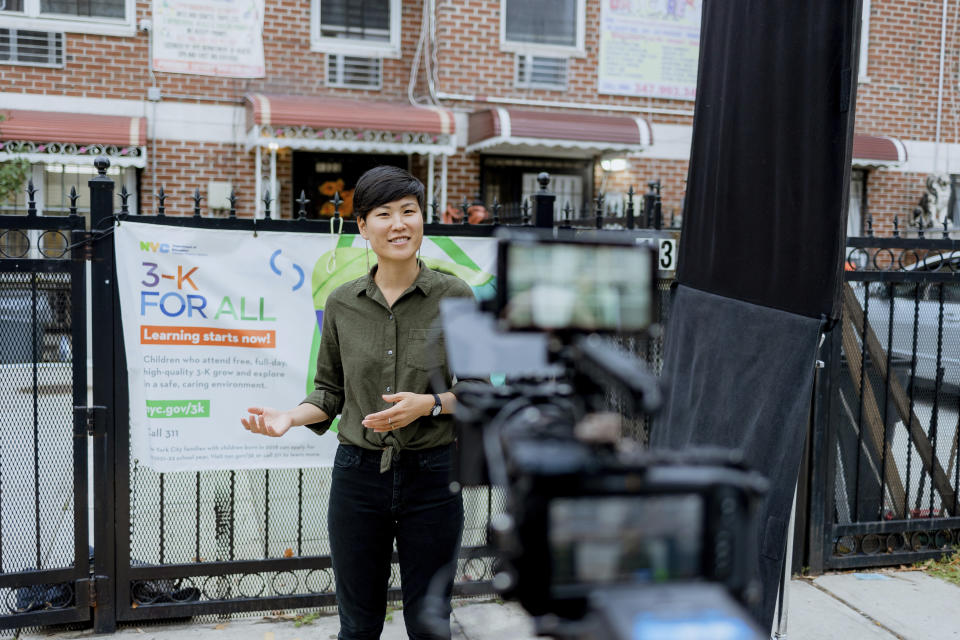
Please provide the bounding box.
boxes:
[115,222,496,473]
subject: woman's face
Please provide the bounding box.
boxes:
[358,196,424,264]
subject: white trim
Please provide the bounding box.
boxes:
[309,0,401,58]
[0,150,146,168]
[858,0,871,83]
[435,92,695,117]
[245,128,456,156]
[465,136,643,155]
[499,0,586,58]
[633,117,652,146]
[0,0,136,37]
[496,107,512,139]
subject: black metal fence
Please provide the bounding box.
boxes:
[0,159,677,634]
[806,228,960,572]
[0,188,90,631]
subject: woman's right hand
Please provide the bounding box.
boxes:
[242,407,294,437]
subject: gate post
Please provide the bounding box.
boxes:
[89,157,117,633]
[806,327,842,574]
[532,172,555,229]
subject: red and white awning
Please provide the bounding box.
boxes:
[244,93,456,155]
[852,134,907,167]
[0,109,147,167]
[467,107,651,157]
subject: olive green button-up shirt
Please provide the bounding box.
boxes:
[301,263,474,456]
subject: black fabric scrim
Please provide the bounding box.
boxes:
[677,0,861,322]
[651,285,823,630]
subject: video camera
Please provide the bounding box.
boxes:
[439,230,768,639]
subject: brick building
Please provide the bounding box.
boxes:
[0,0,954,237]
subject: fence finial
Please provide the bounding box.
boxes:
[263,189,272,220]
[193,188,203,219]
[228,188,237,219]
[94,156,110,176]
[156,187,167,216]
[492,198,501,225]
[537,172,550,191]
[893,215,899,237]
[25,179,37,217]
[296,190,309,220]
[120,185,130,216]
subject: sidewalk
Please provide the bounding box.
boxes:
[19,571,960,640]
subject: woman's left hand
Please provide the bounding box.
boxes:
[362,392,433,432]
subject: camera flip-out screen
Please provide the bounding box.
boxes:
[500,240,655,333]
[548,494,703,592]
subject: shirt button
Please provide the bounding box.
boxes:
[387,350,393,355]
[386,386,391,392]
[389,314,394,320]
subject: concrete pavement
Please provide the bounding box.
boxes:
[18,571,960,639]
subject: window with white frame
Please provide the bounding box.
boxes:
[0,0,134,36]
[501,0,584,57]
[311,0,400,57]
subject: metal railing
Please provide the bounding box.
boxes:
[807,226,960,572]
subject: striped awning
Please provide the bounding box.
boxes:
[244,93,456,155]
[467,107,651,157]
[0,109,146,147]
[852,135,907,167]
[0,109,147,167]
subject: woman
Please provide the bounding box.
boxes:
[241,166,475,640]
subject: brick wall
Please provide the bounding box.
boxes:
[4,0,953,233]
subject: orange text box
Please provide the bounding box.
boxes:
[140,326,276,348]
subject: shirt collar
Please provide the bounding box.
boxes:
[353,260,436,298]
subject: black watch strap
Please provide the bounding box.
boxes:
[430,393,442,417]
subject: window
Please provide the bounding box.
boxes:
[326,54,382,89]
[847,169,865,238]
[0,0,133,36]
[0,29,63,67]
[501,0,584,56]
[311,0,400,57]
[515,54,566,90]
[522,172,582,215]
[1,162,139,221]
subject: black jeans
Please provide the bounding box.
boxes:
[328,443,463,640]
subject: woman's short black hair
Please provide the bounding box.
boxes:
[352,166,426,220]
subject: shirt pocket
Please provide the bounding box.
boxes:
[405,328,445,371]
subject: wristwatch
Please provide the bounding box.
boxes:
[430,393,443,417]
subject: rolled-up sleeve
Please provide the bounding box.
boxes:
[300,299,344,435]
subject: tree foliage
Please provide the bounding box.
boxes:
[0,114,31,206]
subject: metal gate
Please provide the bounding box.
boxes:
[807,231,960,572]
[0,187,90,631]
